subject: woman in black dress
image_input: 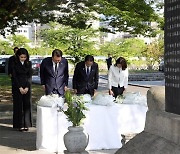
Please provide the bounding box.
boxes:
[12,48,32,131]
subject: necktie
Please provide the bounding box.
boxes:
[87,67,90,76]
[55,63,57,74]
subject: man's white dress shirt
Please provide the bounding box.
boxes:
[52,61,59,72]
[85,65,91,75]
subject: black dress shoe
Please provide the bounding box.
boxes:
[24,128,29,131]
[19,128,24,131]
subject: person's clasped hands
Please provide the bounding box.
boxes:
[109,89,114,96]
[19,87,29,94]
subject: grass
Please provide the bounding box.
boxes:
[0,74,44,104]
[0,74,11,87]
[31,84,44,104]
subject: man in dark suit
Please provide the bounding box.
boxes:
[8,47,19,77]
[8,47,19,97]
[106,53,112,70]
[73,55,99,96]
[40,49,69,96]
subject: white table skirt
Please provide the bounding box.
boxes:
[36,103,148,152]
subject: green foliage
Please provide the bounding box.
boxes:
[8,35,31,48]
[63,90,88,127]
[0,35,51,55]
[118,38,147,58]
[100,38,146,60]
[28,47,52,56]
[0,0,162,37]
[40,23,98,64]
[0,40,12,54]
[96,0,160,36]
[142,35,164,69]
[0,0,95,35]
[0,35,31,55]
[0,74,11,87]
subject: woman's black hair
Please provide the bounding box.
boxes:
[16,48,30,64]
[115,57,127,70]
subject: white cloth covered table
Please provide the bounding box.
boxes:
[36,103,148,153]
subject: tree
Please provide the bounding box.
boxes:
[119,38,147,58]
[40,24,98,64]
[0,0,160,37]
[0,40,12,54]
[28,47,52,56]
[100,39,122,60]
[0,0,95,35]
[142,36,164,69]
[8,35,31,48]
[0,35,31,55]
[95,0,160,36]
[100,38,146,60]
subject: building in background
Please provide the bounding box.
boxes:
[0,22,42,47]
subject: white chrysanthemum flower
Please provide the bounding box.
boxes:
[37,95,64,107]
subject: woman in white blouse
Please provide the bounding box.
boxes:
[108,57,128,98]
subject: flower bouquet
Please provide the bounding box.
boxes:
[37,94,64,108]
[59,90,88,127]
[92,93,115,106]
[115,95,125,104]
[61,91,89,153]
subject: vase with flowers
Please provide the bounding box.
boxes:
[61,90,89,153]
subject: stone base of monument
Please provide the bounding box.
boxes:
[116,86,180,154]
[116,111,180,154]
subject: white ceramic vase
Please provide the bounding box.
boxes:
[64,126,89,153]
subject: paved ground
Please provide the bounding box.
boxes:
[0,76,158,154]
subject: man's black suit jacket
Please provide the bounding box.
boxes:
[8,55,16,76]
[72,61,99,96]
[40,57,69,95]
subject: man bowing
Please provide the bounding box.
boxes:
[40,49,69,96]
[73,55,99,96]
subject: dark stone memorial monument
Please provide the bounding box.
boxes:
[165,0,180,114]
[116,1,180,153]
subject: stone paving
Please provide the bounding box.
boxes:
[32,75,165,89]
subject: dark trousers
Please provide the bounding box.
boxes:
[77,88,94,96]
[13,89,32,128]
[85,88,94,96]
[112,86,125,98]
[11,78,15,97]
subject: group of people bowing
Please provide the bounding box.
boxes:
[8,48,128,131]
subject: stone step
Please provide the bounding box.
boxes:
[128,73,164,81]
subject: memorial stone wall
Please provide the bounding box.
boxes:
[165,0,180,114]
